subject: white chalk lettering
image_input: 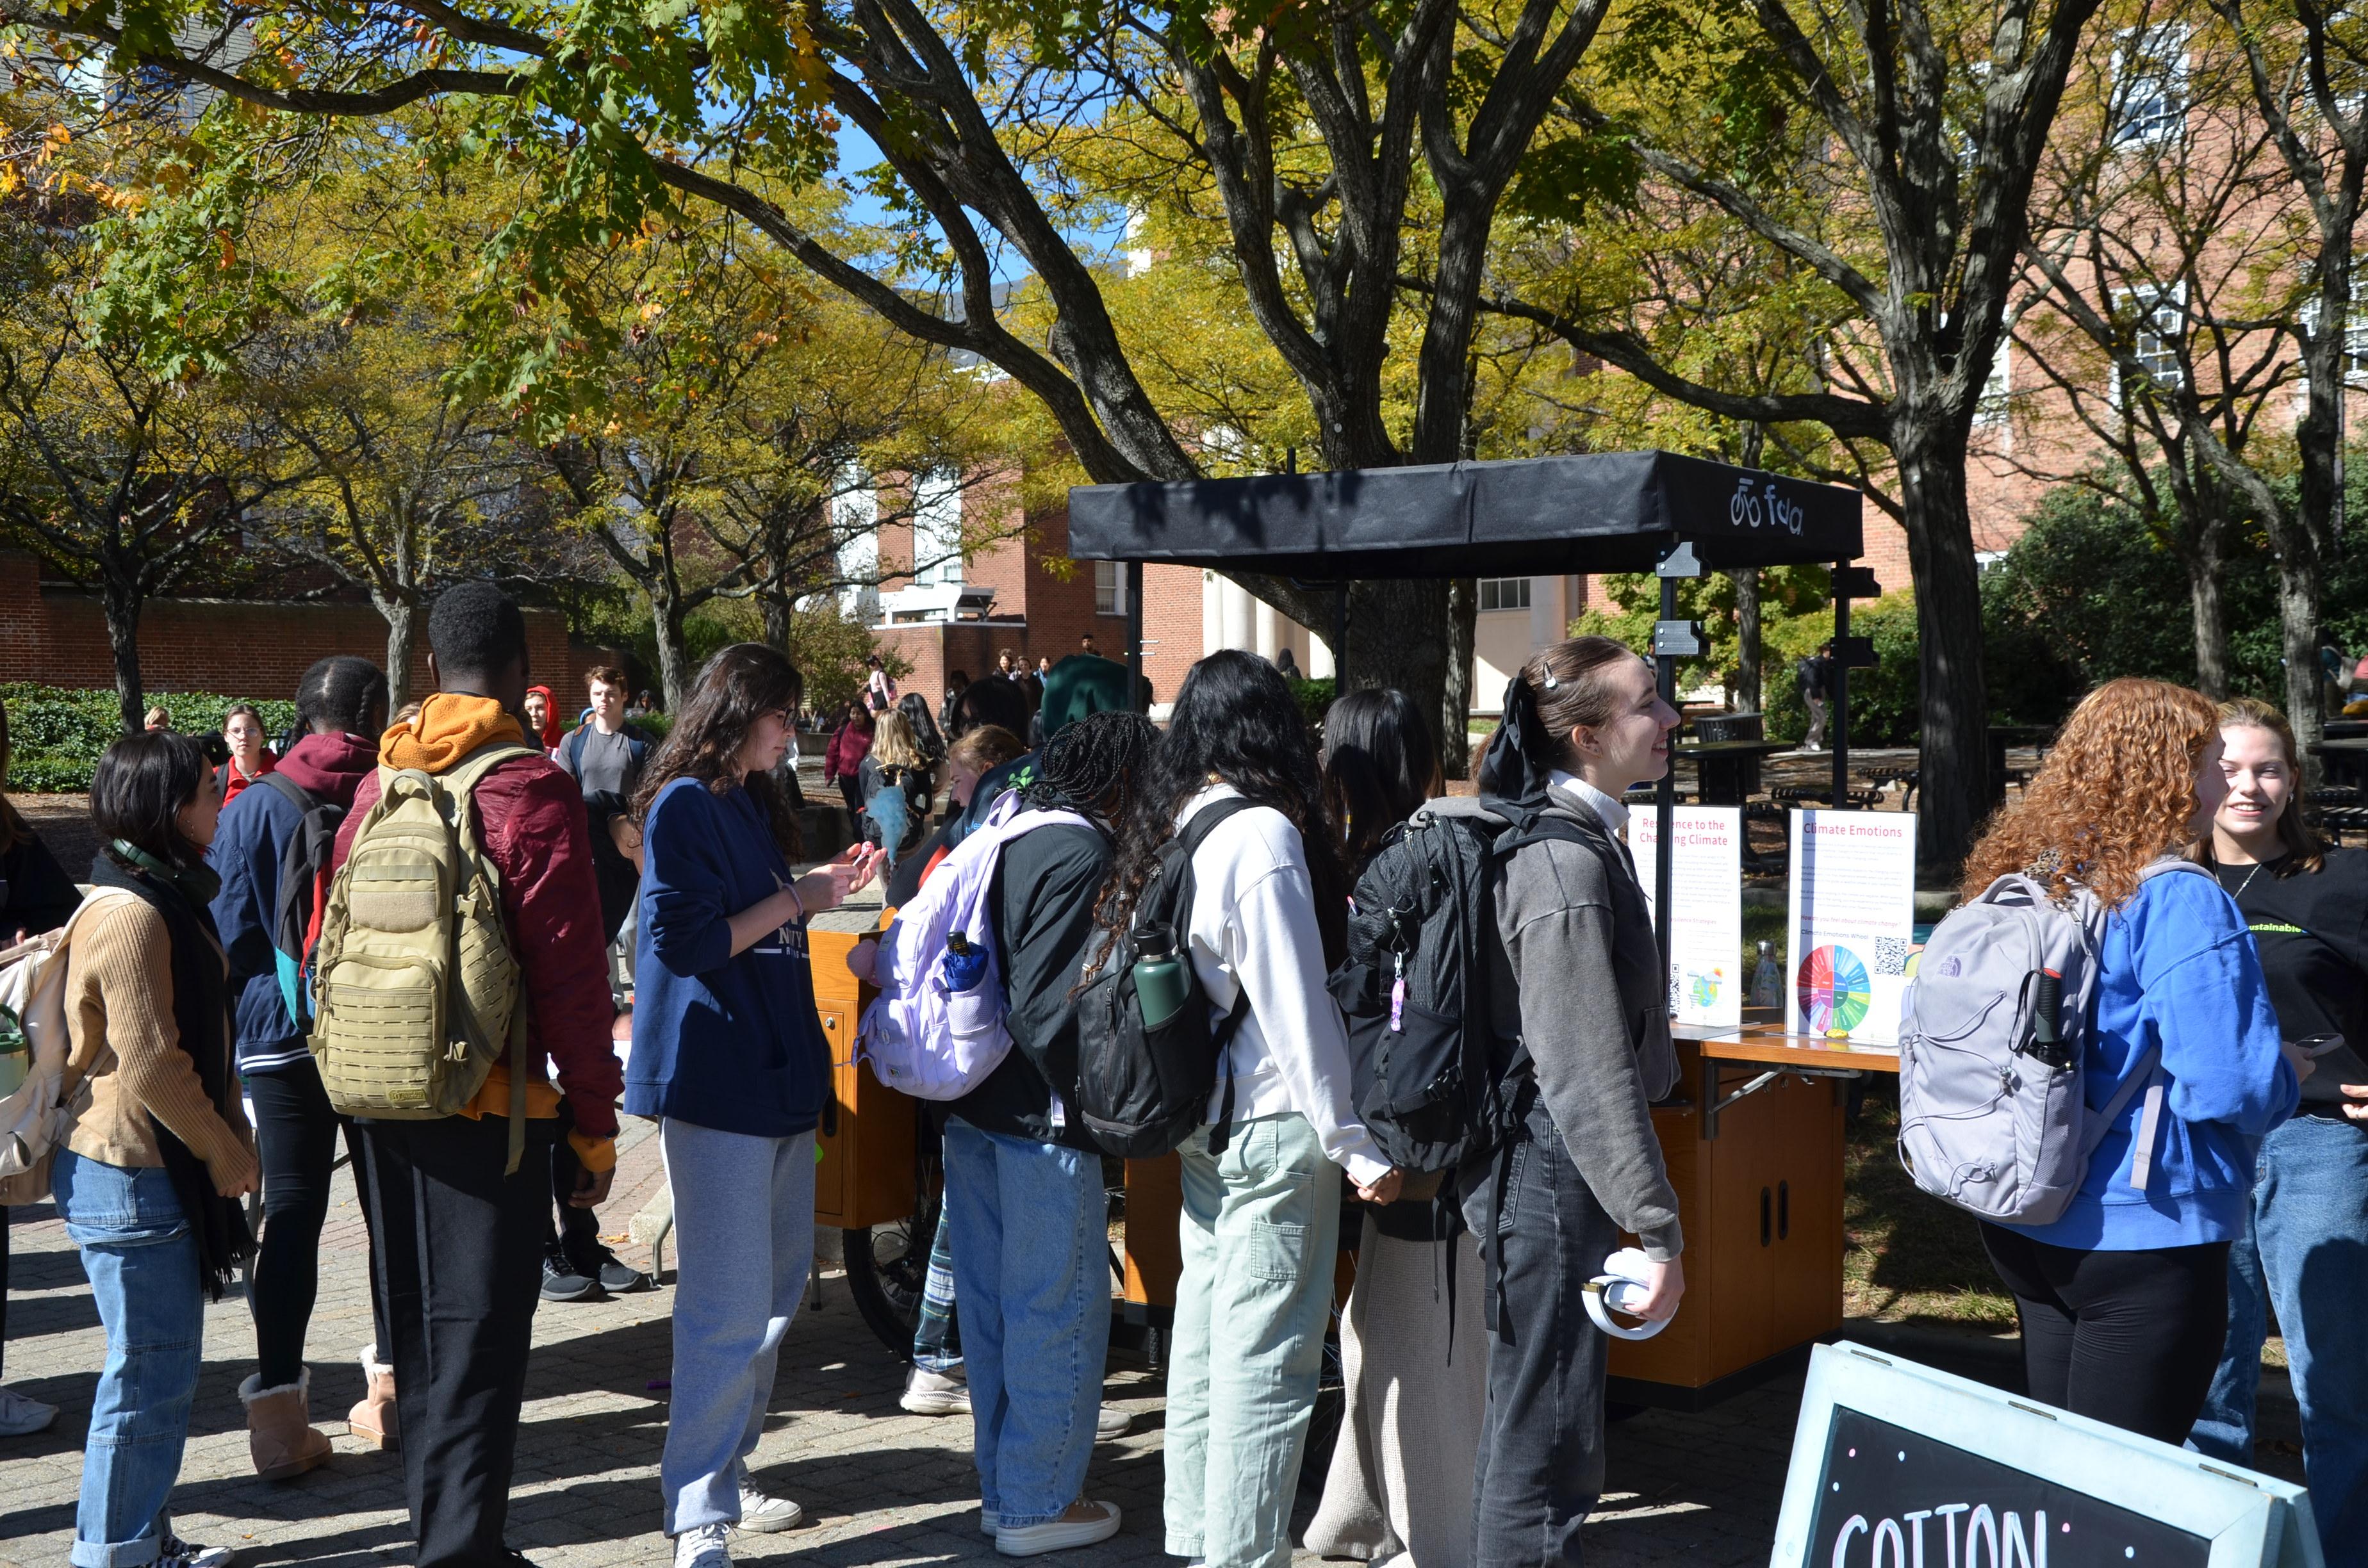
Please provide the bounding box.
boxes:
[1834,1515,1870,1568]
[1902,1509,1934,1568]
[1934,1503,1971,1568]
[1966,1506,2000,1568]
[2002,1512,2047,1568]
[1874,1518,1909,1568]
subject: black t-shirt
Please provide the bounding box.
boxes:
[2214,848,2368,1114]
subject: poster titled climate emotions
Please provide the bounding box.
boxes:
[1786,809,1918,1046]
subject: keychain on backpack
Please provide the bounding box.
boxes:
[1388,950,1408,1034]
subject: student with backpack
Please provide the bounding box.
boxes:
[1084,649,1400,1568]
[1946,678,2301,1445]
[1410,638,1686,1568]
[1303,687,1487,1568]
[208,655,393,1476]
[2181,699,2368,1563]
[58,730,259,1568]
[317,584,625,1568]
[627,643,882,1568]
[859,708,932,873]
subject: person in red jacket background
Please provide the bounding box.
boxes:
[329,583,621,1568]
[824,702,875,830]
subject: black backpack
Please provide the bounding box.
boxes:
[1796,654,1829,698]
[1329,797,1588,1173]
[256,772,347,1031]
[1074,797,1260,1159]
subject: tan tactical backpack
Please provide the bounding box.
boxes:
[310,742,536,1170]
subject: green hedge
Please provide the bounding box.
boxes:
[2,685,300,794]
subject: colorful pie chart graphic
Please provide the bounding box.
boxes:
[1797,944,1872,1037]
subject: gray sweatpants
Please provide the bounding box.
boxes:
[659,1119,816,1535]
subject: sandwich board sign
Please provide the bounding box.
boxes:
[1773,1344,2321,1567]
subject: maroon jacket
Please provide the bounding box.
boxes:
[331,751,623,1141]
[825,719,873,784]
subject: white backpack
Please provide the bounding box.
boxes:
[1898,857,2211,1225]
[859,793,1092,1100]
[0,888,136,1204]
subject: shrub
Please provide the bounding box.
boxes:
[1,685,301,794]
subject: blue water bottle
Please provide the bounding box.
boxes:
[942,931,990,991]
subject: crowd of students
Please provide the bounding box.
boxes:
[1,594,2364,1568]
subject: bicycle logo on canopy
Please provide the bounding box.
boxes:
[1730,476,1806,536]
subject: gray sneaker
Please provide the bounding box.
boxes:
[0,1385,57,1437]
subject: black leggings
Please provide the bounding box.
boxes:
[250,1060,390,1387]
[1979,1223,2231,1445]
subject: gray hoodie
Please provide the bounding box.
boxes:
[1428,785,1685,1260]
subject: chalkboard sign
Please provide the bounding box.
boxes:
[1773,1344,2323,1568]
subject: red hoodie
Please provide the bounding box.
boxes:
[331,694,623,1164]
[220,749,277,810]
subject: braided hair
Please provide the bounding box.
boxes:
[1024,709,1160,828]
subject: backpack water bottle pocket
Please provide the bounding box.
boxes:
[315,952,450,1114]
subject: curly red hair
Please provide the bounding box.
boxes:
[1961,678,2219,910]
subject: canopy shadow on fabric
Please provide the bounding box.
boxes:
[1067,451,1862,578]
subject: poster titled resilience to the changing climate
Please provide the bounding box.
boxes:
[1786,810,1918,1046]
[1632,806,1745,1031]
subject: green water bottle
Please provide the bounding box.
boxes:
[1133,924,1190,1031]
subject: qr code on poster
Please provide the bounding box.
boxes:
[1873,937,1911,977]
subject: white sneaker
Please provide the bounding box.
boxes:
[0,1386,57,1437]
[981,1508,999,1537]
[672,1523,730,1568]
[736,1484,803,1533]
[996,1499,1122,1557]
[1095,1405,1130,1441]
[900,1366,971,1416]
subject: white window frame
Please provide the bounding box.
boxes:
[2112,24,2192,147]
[1478,576,1533,613]
[2110,282,2188,397]
[1973,342,2012,426]
[1094,559,1128,616]
[911,470,964,586]
[2300,276,2368,386]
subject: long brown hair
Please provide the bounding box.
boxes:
[2205,697,2326,876]
[1961,678,2219,910]
[631,643,804,858]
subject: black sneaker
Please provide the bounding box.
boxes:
[570,1240,651,1294]
[158,1530,236,1568]
[540,1243,599,1302]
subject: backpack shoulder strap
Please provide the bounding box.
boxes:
[1173,795,1262,859]
[258,771,317,814]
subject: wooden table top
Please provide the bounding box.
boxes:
[1674,739,1797,758]
[1675,1020,1902,1074]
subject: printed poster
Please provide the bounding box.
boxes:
[1785,808,1917,1045]
[1632,806,1744,1030]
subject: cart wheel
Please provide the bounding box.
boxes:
[841,1187,944,1360]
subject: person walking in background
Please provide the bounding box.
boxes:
[209,656,393,1476]
[825,703,874,831]
[59,730,259,1568]
[899,692,946,801]
[218,705,277,810]
[1795,641,1833,751]
[858,709,931,875]
[627,643,880,1568]
[941,671,971,737]
[1091,649,1401,1568]
[1304,687,1484,1568]
[523,685,563,756]
[939,712,1160,1556]
[865,653,898,714]
[1438,641,1687,1568]
[329,584,625,1568]
[1,693,79,1437]
[1959,677,2301,1445]
[2185,699,2368,1565]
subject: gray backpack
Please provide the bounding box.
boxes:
[1896,857,2211,1225]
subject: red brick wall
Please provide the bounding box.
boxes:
[2,552,575,703]
[1140,563,1205,705]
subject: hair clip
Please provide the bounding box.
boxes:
[1542,673,1560,689]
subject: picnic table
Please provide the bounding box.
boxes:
[2311,737,2368,792]
[1987,723,2054,799]
[1675,738,1795,806]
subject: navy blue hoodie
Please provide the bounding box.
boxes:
[626,776,828,1137]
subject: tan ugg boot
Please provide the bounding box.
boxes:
[239,1369,333,1480]
[346,1344,399,1451]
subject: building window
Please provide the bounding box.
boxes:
[2113,26,2190,145]
[2112,284,2187,395]
[2301,277,2368,382]
[1974,343,2011,426]
[1094,560,1128,616]
[912,470,962,585]
[1478,576,1533,612]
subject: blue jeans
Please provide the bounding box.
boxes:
[2190,1114,2368,1567]
[54,1150,205,1568]
[942,1117,1110,1528]
[1165,1113,1342,1568]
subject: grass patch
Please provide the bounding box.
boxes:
[1843,1088,2018,1327]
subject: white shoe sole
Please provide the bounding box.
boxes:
[995,1504,1122,1557]
[900,1391,971,1416]
[1094,1408,1130,1441]
[736,1503,803,1534]
[981,1510,999,1537]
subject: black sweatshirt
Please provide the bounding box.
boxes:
[948,818,1112,1150]
[2,814,81,939]
[2214,847,2368,1115]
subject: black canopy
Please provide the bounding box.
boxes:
[1067,450,1861,578]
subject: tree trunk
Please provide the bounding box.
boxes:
[103,575,145,736]
[761,588,794,658]
[1891,420,1991,880]
[1732,568,1763,713]
[2275,546,2325,781]
[1338,579,1457,774]
[379,594,419,712]
[1442,578,1478,781]
[2183,535,2228,702]
[650,585,691,714]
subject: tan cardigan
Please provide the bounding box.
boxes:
[62,895,252,1178]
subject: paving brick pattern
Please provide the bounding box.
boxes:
[3,1111,1821,1568]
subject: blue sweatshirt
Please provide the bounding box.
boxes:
[2007,868,2299,1250]
[625,777,829,1138]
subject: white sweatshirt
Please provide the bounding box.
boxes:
[1176,786,1390,1188]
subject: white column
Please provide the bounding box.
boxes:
[1307,632,1335,678]
[1219,577,1256,652]
[1253,600,1283,660]
[1202,571,1224,663]
[1528,576,1561,651]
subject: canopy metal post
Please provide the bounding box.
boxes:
[1653,542,1707,976]
[1829,564,1882,809]
[1127,560,1147,714]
